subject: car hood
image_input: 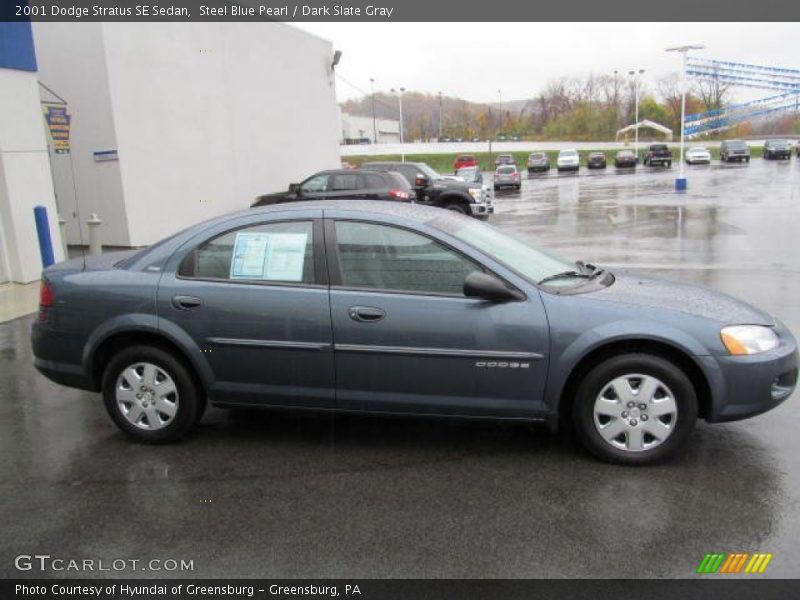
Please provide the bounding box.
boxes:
[431,178,473,192]
[590,274,774,325]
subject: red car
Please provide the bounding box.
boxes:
[453,154,477,172]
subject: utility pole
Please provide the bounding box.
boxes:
[370,77,377,144]
[391,87,405,161]
[666,44,705,191]
[438,91,443,141]
[628,69,645,159]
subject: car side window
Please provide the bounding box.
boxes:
[179,221,315,284]
[363,174,385,189]
[301,175,328,194]
[329,173,360,191]
[334,221,482,295]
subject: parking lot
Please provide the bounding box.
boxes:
[1,157,799,578]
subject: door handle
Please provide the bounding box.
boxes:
[348,306,385,323]
[172,295,202,310]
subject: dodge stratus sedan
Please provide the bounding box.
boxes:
[32,202,798,464]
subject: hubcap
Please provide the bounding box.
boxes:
[593,373,678,452]
[115,362,179,430]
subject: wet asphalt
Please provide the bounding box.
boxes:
[1,157,799,579]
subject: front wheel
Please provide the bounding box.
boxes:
[102,346,203,443]
[444,203,467,214]
[571,353,697,465]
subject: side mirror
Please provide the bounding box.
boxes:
[414,175,429,188]
[288,183,300,194]
[463,272,524,302]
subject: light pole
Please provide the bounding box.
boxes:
[391,87,405,161]
[438,91,443,142]
[370,78,377,144]
[666,44,705,191]
[628,69,645,159]
[497,89,503,135]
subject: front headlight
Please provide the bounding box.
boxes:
[468,187,482,200]
[720,325,779,355]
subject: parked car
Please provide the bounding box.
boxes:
[685,146,711,165]
[32,201,798,465]
[252,169,412,206]
[587,152,607,169]
[614,150,637,169]
[453,155,478,172]
[763,139,792,160]
[643,144,672,167]
[361,161,493,218]
[455,166,484,185]
[494,165,521,190]
[527,152,550,173]
[720,140,750,163]
[556,149,580,172]
[494,154,516,168]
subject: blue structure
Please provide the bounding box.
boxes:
[0,22,38,72]
[34,206,55,268]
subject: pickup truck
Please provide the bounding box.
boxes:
[361,161,494,219]
[642,144,672,167]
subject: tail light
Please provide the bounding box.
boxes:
[513,172,519,178]
[388,189,410,201]
[38,280,53,321]
[494,173,499,180]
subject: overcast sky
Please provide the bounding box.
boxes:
[293,22,798,104]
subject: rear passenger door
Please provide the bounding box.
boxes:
[325,172,365,200]
[157,213,335,408]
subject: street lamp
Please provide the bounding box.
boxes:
[369,78,377,144]
[666,44,705,191]
[628,69,645,159]
[497,89,503,134]
[438,91,443,142]
[390,87,406,162]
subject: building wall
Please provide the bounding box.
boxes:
[0,24,64,283]
[33,22,341,248]
[341,112,401,144]
[32,23,130,247]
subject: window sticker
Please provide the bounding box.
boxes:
[230,232,307,281]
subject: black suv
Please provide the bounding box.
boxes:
[252,169,412,207]
[642,144,672,167]
[360,161,494,218]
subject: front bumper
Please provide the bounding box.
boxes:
[471,197,495,217]
[701,336,798,423]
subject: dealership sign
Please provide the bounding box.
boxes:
[43,104,71,154]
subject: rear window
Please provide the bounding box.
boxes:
[530,153,545,159]
[457,155,474,161]
[650,145,668,151]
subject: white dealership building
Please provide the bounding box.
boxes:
[30,22,342,250]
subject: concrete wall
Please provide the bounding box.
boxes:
[32,23,130,247]
[0,67,64,283]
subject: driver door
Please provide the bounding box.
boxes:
[326,218,550,418]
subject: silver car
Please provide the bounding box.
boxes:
[557,149,580,172]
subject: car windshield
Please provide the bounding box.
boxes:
[530,153,545,159]
[416,163,442,180]
[434,216,583,287]
[689,147,707,152]
[561,150,578,157]
[727,141,747,149]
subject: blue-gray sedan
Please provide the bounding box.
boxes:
[31,202,798,464]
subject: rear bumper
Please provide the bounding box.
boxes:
[31,320,97,391]
[646,156,672,165]
[702,339,798,423]
[34,357,97,391]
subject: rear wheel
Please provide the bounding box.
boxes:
[571,353,697,465]
[102,346,203,443]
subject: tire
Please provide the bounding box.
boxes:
[745,157,750,163]
[666,161,672,168]
[102,345,204,443]
[571,353,697,465]
[515,184,521,190]
[444,203,467,214]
